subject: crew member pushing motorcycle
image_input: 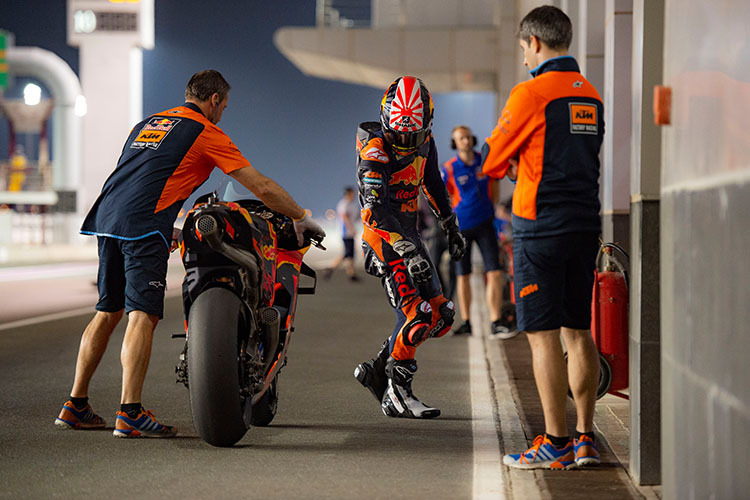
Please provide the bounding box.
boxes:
[354,76,466,418]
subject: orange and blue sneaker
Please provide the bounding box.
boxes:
[503,434,576,470]
[574,434,600,466]
[54,400,106,430]
[113,408,177,438]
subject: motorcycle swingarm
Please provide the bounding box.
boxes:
[251,329,292,405]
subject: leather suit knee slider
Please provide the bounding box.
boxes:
[401,301,432,346]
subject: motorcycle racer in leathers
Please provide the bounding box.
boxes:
[354,76,466,418]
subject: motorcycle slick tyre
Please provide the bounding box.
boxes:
[250,376,278,427]
[188,287,251,447]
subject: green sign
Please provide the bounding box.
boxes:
[0,30,7,89]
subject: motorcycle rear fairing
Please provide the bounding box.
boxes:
[176,194,318,446]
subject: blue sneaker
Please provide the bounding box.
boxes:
[503,435,576,470]
[113,408,177,438]
[55,401,106,430]
[574,434,600,466]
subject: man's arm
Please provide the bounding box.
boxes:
[481,85,535,179]
[229,165,305,220]
[230,165,325,245]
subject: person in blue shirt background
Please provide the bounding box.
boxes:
[441,125,517,339]
[323,186,360,281]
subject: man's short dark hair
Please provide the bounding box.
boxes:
[185,70,231,102]
[518,5,573,50]
[344,186,355,195]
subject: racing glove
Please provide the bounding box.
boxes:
[439,213,467,261]
[393,240,432,284]
[293,212,326,247]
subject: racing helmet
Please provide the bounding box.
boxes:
[380,76,434,154]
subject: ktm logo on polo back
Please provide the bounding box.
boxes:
[519,283,539,298]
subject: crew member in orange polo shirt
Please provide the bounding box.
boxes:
[55,70,324,438]
[482,6,603,470]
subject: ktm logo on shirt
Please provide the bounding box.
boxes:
[569,103,598,135]
[131,117,181,150]
[519,283,539,298]
[575,109,594,121]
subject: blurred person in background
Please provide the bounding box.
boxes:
[323,186,360,281]
[442,125,516,340]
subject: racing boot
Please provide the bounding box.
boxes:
[381,357,440,419]
[354,339,390,403]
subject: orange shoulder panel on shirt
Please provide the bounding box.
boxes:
[154,111,251,213]
[199,123,251,175]
[528,71,602,103]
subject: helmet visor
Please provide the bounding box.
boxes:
[385,130,430,152]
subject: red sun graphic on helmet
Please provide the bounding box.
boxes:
[381,76,433,153]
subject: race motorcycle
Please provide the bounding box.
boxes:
[174,193,322,447]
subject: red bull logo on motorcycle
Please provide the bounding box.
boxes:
[261,244,277,262]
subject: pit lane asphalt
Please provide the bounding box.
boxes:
[0,267,477,499]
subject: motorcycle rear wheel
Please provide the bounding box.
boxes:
[188,287,249,447]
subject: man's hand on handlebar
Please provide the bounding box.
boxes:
[293,213,326,247]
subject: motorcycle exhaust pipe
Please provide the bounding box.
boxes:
[259,306,281,375]
[195,214,260,288]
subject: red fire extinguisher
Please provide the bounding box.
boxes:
[590,243,629,400]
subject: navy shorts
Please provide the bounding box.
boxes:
[96,235,170,319]
[343,237,355,259]
[455,217,501,276]
[513,232,599,332]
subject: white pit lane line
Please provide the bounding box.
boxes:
[470,332,507,499]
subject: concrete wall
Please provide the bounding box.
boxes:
[628,0,663,486]
[660,0,750,497]
[602,0,632,251]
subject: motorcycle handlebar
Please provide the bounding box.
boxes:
[305,231,326,251]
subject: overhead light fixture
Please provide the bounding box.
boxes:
[23,83,42,106]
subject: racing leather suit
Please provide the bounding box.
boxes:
[356,121,456,361]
